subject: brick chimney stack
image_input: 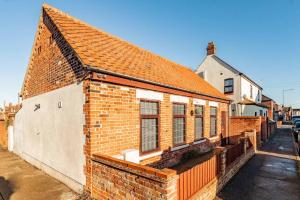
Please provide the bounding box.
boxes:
[206,42,216,55]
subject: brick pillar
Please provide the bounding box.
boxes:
[165,175,179,200]
[243,138,247,155]
[219,148,227,176]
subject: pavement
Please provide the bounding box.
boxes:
[217,126,300,200]
[0,150,80,200]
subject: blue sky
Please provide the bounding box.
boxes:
[0,0,300,107]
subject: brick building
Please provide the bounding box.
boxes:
[13,4,244,199]
[261,94,277,120]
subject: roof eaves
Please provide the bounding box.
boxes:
[86,65,231,102]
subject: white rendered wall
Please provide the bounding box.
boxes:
[13,83,85,192]
[241,104,268,117]
[7,125,13,152]
[196,56,241,116]
[241,77,262,103]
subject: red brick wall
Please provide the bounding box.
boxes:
[262,100,273,120]
[22,11,84,99]
[85,81,228,158]
[91,154,177,200]
[261,117,268,142]
[229,116,262,147]
[0,120,7,149]
[84,80,229,191]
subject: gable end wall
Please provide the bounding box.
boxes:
[22,10,85,99]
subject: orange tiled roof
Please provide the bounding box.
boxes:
[43,4,229,101]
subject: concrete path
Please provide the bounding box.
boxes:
[0,150,79,200]
[218,127,300,200]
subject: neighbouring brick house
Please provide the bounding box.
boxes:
[14,4,258,200]
[261,94,277,120]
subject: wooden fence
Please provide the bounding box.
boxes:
[177,155,217,200]
[225,142,244,167]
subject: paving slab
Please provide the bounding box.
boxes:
[217,127,300,200]
[0,150,79,200]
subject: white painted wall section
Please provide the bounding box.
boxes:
[193,98,206,106]
[170,95,189,103]
[13,83,85,192]
[136,89,163,101]
[7,125,13,152]
[209,101,219,107]
[241,77,262,103]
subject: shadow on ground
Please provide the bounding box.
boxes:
[0,176,13,200]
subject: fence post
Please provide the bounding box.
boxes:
[220,148,227,176]
[243,138,247,156]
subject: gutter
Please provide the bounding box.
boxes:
[85,65,231,103]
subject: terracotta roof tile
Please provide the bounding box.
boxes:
[43,4,229,100]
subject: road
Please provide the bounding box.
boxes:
[217,126,300,200]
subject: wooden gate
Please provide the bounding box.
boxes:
[177,156,217,200]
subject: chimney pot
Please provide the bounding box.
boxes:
[206,42,216,55]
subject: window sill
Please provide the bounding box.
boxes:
[171,144,189,151]
[193,139,206,145]
[224,92,234,95]
[139,151,163,161]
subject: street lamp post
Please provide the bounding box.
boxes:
[282,88,294,107]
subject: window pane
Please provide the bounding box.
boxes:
[210,107,217,116]
[210,117,217,136]
[173,118,185,144]
[224,79,233,86]
[195,106,203,115]
[141,101,158,115]
[224,86,233,93]
[173,104,185,115]
[195,117,203,139]
[141,118,158,152]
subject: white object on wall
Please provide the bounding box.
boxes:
[136,89,163,101]
[193,98,206,106]
[122,149,140,164]
[7,125,14,152]
[209,101,219,107]
[170,95,189,104]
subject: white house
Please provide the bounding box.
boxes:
[196,42,268,117]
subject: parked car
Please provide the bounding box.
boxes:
[293,119,300,125]
[293,122,300,133]
[292,116,300,123]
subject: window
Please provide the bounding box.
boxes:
[250,85,253,99]
[210,107,217,137]
[195,105,204,140]
[173,103,186,146]
[140,101,159,153]
[260,110,263,116]
[255,112,257,116]
[224,78,234,94]
[257,90,261,102]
